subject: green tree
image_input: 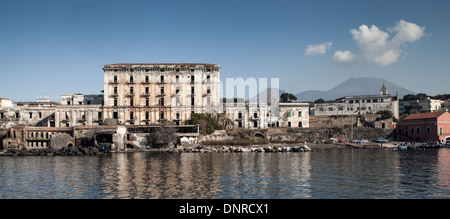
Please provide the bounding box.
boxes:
[147,126,178,148]
[314,98,326,103]
[376,110,394,118]
[185,113,216,135]
[280,93,297,103]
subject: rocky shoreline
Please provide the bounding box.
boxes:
[1,146,109,156]
[1,142,389,156]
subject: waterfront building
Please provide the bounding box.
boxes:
[278,103,310,128]
[55,93,104,127]
[399,98,444,116]
[0,98,14,107]
[312,85,399,120]
[102,63,221,126]
[0,97,58,129]
[395,111,450,143]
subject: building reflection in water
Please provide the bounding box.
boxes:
[99,152,313,199]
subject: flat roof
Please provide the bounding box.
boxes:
[104,63,219,68]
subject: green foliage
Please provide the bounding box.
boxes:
[376,110,394,118]
[280,93,297,103]
[314,98,326,103]
[185,113,216,135]
[402,93,428,101]
[147,126,178,148]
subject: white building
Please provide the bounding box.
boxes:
[312,85,399,119]
[399,98,444,116]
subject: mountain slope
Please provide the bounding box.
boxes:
[295,77,415,101]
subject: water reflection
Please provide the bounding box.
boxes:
[1,149,450,199]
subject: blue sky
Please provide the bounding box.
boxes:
[1,0,450,101]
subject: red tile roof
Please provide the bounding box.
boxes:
[403,111,446,120]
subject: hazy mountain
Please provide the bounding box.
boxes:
[295,77,416,102]
[248,88,286,104]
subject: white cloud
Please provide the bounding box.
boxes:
[333,20,425,66]
[305,42,332,56]
[332,50,358,64]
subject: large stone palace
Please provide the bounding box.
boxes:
[0,63,309,130]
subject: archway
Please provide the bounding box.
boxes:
[254,132,265,139]
[66,141,74,148]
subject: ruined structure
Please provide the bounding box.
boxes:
[1,62,313,153]
[102,63,221,126]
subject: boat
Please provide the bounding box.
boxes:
[372,138,388,143]
[397,145,408,150]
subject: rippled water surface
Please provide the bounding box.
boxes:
[1,148,450,199]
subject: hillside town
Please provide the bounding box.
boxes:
[1,63,450,154]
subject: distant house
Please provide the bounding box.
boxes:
[312,84,399,119]
[396,111,450,143]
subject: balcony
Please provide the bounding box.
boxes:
[109,92,119,98]
[141,92,151,97]
[125,92,135,97]
[108,80,119,85]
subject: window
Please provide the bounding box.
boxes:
[0,112,3,119]
[160,75,164,82]
[176,97,180,106]
[254,112,258,118]
[145,87,149,94]
[114,87,118,94]
[191,86,195,95]
[206,75,211,82]
[238,112,243,119]
[427,127,431,134]
[160,111,164,120]
[113,75,118,83]
[29,112,33,118]
[191,97,195,106]
[287,111,291,117]
[160,86,164,95]
[145,98,149,106]
[411,128,414,135]
[191,75,195,83]
[129,76,134,83]
[176,112,180,120]
[176,86,180,94]
[417,128,420,134]
[207,97,211,105]
[176,75,179,82]
[238,121,243,128]
[145,75,149,83]
[298,111,302,117]
[160,98,164,106]
[207,86,211,94]
[130,86,134,94]
[130,98,134,106]
[113,112,118,119]
[254,121,258,128]
[98,112,102,119]
[15,112,19,119]
[145,111,149,120]
[440,127,443,136]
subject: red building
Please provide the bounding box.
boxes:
[396,111,450,143]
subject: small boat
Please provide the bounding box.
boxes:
[372,138,388,143]
[397,145,408,150]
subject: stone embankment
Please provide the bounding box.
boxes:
[166,144,317,153]
[1,146,108,156]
